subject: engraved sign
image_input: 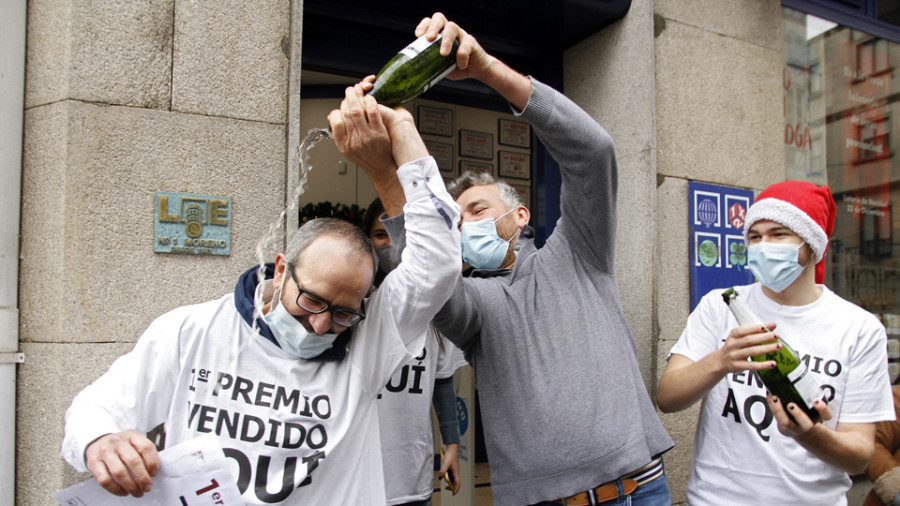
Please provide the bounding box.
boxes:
[154,191,231,256]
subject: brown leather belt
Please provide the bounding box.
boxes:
[548,458,663,506]
[555,479,638,505]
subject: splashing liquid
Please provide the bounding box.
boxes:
[251,127,333,328]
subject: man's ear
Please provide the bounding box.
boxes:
[272,253,288,286]
[515,205,530,228]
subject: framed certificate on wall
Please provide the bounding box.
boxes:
[459,160,493,176]
[498,150,530,179]
[510,183,531,209]
[424,140,455,176]
[498,118,531,148]
[418,106,453,137]
[459,129,493,160]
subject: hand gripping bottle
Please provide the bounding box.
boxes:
[722,287,825,423]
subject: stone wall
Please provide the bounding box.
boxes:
[18,1,297,503]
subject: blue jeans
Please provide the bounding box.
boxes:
[397,498,432,506]
[531,469,671,506]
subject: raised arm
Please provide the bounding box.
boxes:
[329,84,460,391]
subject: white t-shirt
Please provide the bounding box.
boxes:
[61,157,461,506]
[669,283,894,505]
[378,327,466,504]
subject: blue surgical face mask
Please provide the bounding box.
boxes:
[460,207,520,269]
[748,242,807,293]
[263,277,339,359]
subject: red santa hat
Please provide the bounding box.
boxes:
[743,180,836,284]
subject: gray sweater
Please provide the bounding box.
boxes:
[384,79,673,505]
[432,80,673,506]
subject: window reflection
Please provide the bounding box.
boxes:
[784,7,900,382]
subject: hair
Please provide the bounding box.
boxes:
[285,217,377,273]
[448,170,525,209]
[362,196,385,237]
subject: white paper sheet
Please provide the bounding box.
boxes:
[53,434,243,505]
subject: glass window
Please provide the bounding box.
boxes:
[783,7,900,381]
[879,0,900,27]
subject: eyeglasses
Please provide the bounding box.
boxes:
[285,263,366,327]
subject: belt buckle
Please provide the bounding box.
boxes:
[560,478,639,505]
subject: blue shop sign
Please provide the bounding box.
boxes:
[154,191,231,256]
[689,182,755,310]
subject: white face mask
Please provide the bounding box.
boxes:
[263,277,339,359]
[748,242,807,293]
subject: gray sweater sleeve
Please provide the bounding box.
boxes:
[520,79,618,275]
[432,78,616,352]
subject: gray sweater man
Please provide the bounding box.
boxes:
[379,13,674,506]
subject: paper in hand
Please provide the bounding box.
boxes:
[52,434,242,505]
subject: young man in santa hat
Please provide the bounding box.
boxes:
[657,180,895,505]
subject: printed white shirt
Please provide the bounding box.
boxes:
[669,283,894,505]
[61,157,460,506]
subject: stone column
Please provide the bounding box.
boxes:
[18,1,299,502]
[652,0,783,501]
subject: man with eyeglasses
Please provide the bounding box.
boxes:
[60,86,461,505]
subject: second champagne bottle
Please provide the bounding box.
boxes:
[722,287,825,424]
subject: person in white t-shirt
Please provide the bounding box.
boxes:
[657,180,895,505]
[364,196,466,505]
[60,84,461,505]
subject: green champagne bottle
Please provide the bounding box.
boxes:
[722,287,824,423]
[368,33,459,107]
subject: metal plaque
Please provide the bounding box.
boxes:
[154,191,231,256]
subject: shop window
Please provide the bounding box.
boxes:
[861,204,893,257]
[855,115,890,162]
[809,61,823,94]
[784,0,900,42]
[856,37,891,77]
[783,7,900,376]
[810,134,826,178]
[879,0,900,26]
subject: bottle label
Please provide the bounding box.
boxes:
[400,34,440,59]
[788,364,825,406]
[421,64,457,94]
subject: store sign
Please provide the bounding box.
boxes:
[688,182,755,311]
[154,191,231,256]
